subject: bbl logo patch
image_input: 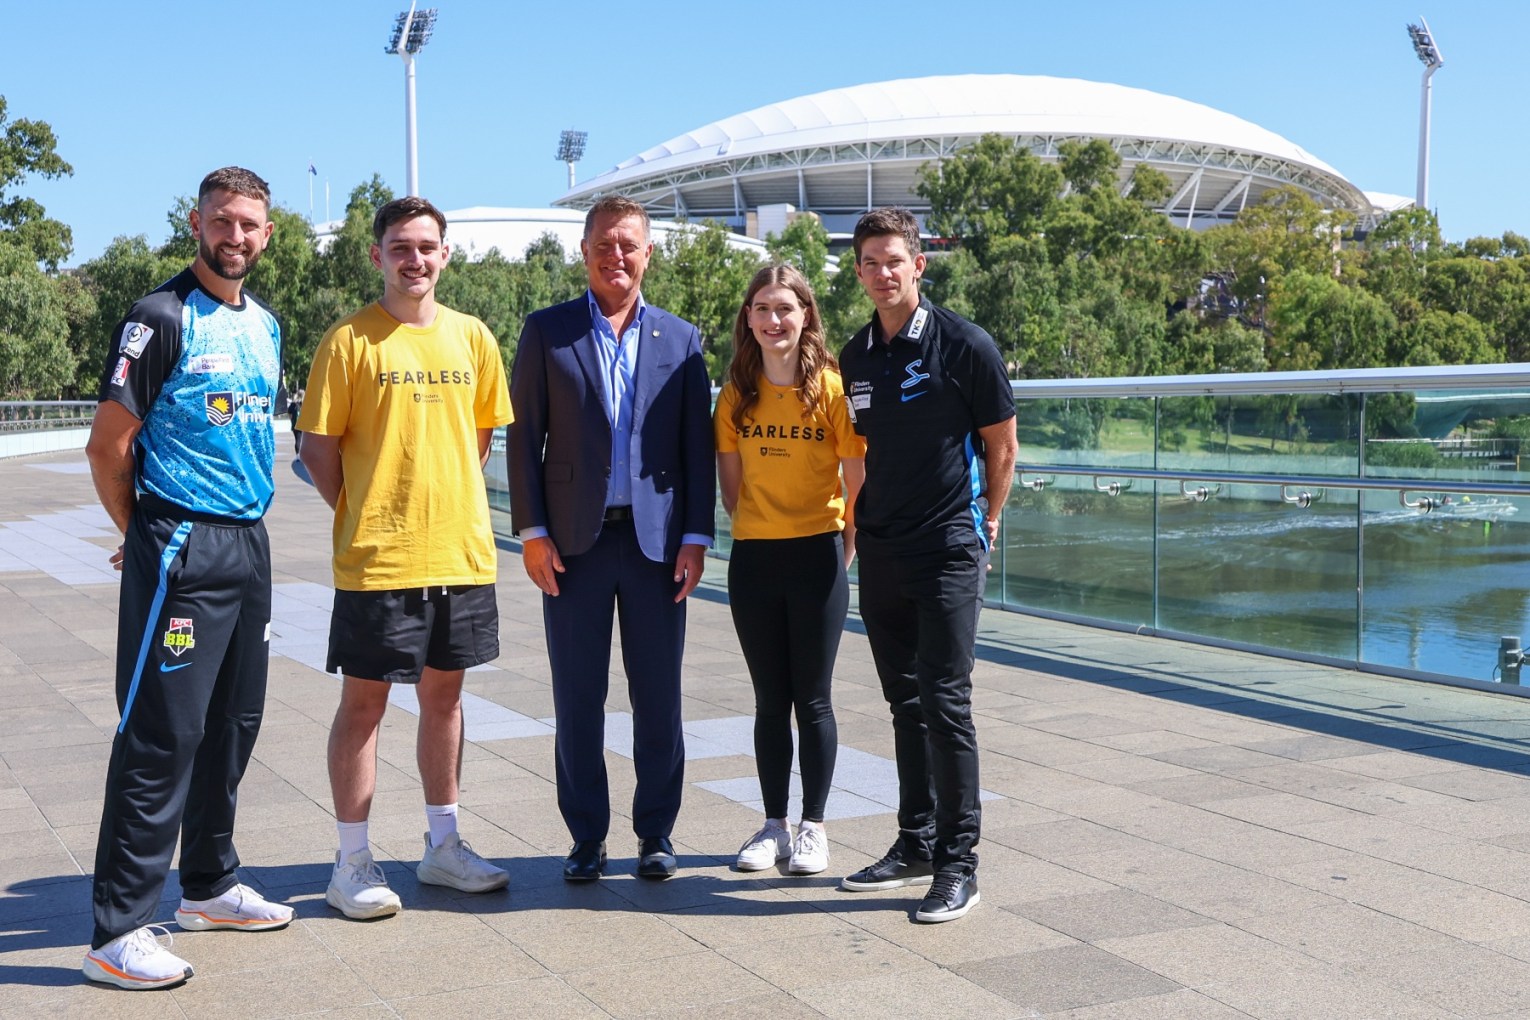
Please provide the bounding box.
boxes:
[110,357,130,387]
[163,617,196,656]
[119,321,154,359]
[206,392,235,426]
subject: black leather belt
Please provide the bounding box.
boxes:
[603,505,633,523]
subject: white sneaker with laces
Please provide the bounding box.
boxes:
[789,823,830,875]
[416,832,509,892]
[82,925,193,990]
[176,883,294,932]
[735,822,793,871]
[326,848,403,919]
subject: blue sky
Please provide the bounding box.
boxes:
[8,0,1524,266]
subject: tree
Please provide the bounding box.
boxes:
[917,134,1063,265]
[72,236,182,394]
[821,258,872,353]
[245,206,318,386]
[642,221,762,380]
[0,246,91,398]
[1265,270,1394,371]
[0,96,74,269]
[765,215,832,300]
[1203,186,1355,328]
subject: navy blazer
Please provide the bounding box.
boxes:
[507,296,716,564]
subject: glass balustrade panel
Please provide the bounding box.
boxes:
[1000,396,1154,622]
[1359,390,1530,681]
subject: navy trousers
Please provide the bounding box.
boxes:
[543,519,686,842]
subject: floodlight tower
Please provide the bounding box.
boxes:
[557,130,588,190]
[1407,17,1444,212]
[385,3,438,197]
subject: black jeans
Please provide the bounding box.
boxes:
[728,532,847,822]
[856,538,985,871]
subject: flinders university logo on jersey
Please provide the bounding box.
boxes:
[206,392,236,426]
[206,390,273,426]
[163,617,196,656]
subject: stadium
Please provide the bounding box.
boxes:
[556,74,1404,241]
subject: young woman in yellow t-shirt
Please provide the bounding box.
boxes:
[715,264,866,875]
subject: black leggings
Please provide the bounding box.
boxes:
[727,531,847,822]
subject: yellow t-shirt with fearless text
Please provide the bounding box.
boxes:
[714,369,865,540]
[298,303,512,590]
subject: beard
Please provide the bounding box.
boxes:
[200,237,262,280]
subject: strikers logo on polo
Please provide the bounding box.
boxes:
[205,392,235,426]
[163,617,195,656]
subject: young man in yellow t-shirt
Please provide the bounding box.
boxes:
[298,197,513,919]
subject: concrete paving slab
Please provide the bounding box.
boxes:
[13,446,1530,1016]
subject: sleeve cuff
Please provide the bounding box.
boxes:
[681,534,712,550]
[519,526,549,540]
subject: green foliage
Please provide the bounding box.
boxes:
[0,246,91,398]
[1265,270,1393,371]
[821,260,872,352]
[1364,439,1440,469]
[0,96,74,269]
[765,215,831,299]
[72,236,183,394]
[918,134,1063,264]
[12,114,1530,403]
[1488,416,1530,441]
[642,221,763,380]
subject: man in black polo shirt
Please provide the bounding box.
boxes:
[837,207,1017,923]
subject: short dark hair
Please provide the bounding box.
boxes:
[852,206,922,262]
[372,196,448,243]
[197,167,270,210]
[583,195,650,240]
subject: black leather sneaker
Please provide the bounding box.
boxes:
[840,841,935,891]
[914,869,980,923]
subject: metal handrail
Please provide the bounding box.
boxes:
[1016,464,1530,500]
[1008,362,1530,398]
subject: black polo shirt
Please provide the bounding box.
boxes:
[840,297,1015,554]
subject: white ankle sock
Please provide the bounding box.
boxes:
[425,803,459,848]
[337,820,369,860]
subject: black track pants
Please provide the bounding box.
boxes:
[91,499,271,948]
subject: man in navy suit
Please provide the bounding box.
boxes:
[508,195,715,881]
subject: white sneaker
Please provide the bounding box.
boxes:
[176,883,294,932]
[789,824,830,875]
[82,925,193,990]
[416,832,509,893]
[735,822,793,871]
[326,848,402,919]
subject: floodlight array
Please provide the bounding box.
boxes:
[557,130,589,163]
[386,8,438,55]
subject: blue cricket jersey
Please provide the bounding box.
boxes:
[99,269,283,520]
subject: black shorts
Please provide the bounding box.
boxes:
[326,584,499,683]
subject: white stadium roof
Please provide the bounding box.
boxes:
[558,74,1374,233]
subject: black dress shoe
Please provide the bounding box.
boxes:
[563,840,606,881]
[636,837,677,879]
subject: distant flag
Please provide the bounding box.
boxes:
[308,162,317,175]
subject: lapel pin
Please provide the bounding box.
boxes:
[651,329,659,337]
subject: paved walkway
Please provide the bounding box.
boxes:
[10,447,1530,1018]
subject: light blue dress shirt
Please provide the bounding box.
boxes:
[592,289,643,509]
